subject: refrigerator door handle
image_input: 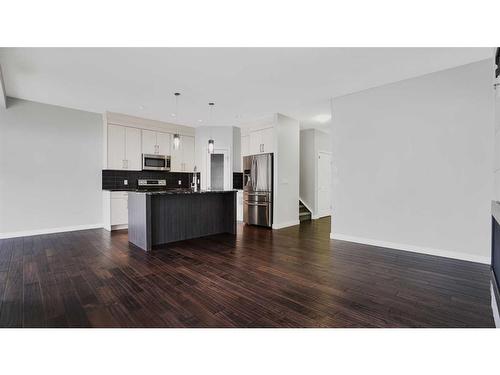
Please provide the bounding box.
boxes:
[245,202,269,206]
[251,157,257,191]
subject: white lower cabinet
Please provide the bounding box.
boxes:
[103,191,129,231]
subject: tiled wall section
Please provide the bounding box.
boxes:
[233,172,243,190]
[102,170,200,190]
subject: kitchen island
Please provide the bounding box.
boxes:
[128,189,237,251]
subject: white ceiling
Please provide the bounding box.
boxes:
[0,48,493,131]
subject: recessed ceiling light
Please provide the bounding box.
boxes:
[198,119,203,122]
[171,113,176,117]
[312,114,331,123]
[139,105,145,110]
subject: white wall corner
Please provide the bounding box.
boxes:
[491,283,500,328]
[0,64,7,109]
[330,232,491,265]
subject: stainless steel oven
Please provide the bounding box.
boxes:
[142,154,170,171]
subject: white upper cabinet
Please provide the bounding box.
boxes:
[141,129,157,155]
[141,129,171,156]
[157,132,171,156]
[104,112,195,171]
[241,135,250,157]
[124,127,142,170]
[182,136,195,171]
[249,130,261,155]
[107,124,141,170]
[107,124,126,169]
[249,127,274,155]
[171,135,195,172]
[260,127,274,153]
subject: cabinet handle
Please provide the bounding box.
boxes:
[122,159,126,169]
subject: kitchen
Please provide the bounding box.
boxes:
[101,107,300,252]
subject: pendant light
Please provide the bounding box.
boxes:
[208,102,215,154]
[173,93,181,150]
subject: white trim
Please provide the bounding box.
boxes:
[0,223,103,239]
[272,220,300,229]
[299,197,314,214]
[315,212,331,219]
[111,224,128,231]
[316,150,333,222]
[329,232,490,265]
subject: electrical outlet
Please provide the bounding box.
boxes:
[178,180,182,185]
[124,179,128,185]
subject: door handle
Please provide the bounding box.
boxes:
[246,202,269,207]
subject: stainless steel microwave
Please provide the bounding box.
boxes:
[142,154,171,171]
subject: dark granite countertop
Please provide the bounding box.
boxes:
[103,188,237,194]
[140,189,238,195]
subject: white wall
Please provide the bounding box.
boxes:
[273,113,300,229]
[232,126,241,172]
[300,128,331,217]
[331,59,494,264]
[195,126,234,190]
[300,129,315,212]
[0,98,103,237]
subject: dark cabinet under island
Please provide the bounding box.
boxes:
[128,190,237,252]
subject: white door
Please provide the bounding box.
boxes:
[182,136,195,171]
[260,127,274,153]
[125,127,142,170]
[142,129,157,155]
[157,132,171,156]
[107,124,126,169]
[317,151,332,217]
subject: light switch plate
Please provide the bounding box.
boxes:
[178,180,182,185]
[124,179,128,185]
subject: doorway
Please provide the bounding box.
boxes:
[317,151,332,218]
[206,148,230,190]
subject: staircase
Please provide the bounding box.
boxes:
[299,201,312,222]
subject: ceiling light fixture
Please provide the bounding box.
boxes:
[173,134,180,150]
[173,93,181,150]
[312,114,332,123]
[208,102,215,154]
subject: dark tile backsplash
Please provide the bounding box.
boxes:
[233,172,243,190]
[102,170,200,190]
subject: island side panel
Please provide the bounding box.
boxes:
[128,192,152,251]
[150,192,237,246]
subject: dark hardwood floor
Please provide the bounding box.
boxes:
[0,217,494,328]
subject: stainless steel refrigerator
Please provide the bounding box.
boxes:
[243,153,273,227]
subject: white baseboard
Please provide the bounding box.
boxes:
[329,232,490,265]
[111,224,128,231]
[0,223,103,239]
[272,220,300,230]
[315,212,331,220]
